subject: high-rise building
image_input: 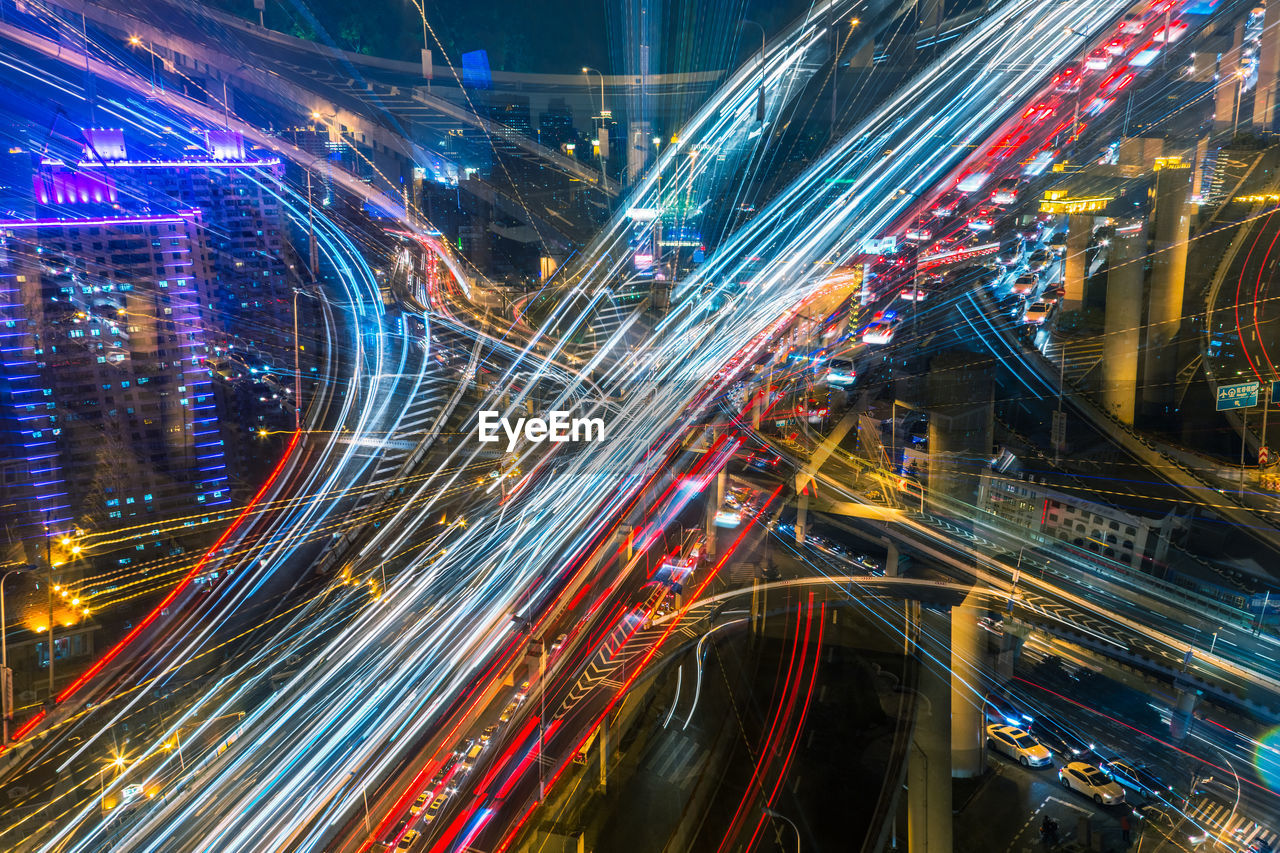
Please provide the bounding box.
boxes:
[0,209,229,556]
[69,130,290,363]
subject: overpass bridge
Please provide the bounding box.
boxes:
[35,0,619,246]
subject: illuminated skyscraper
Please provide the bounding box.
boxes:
[0,209,228,559]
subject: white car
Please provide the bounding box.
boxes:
[1011,273,1038,296]
[1084,49,1112,70]
[1059,761,1126,805]
[986,724,1053,767]
[1023,301,1052,325]
[861,322,896,345]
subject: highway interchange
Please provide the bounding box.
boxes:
[1,0,1279,851]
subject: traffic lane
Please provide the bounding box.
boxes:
[956,751,1130,852]
[457,516,780,851]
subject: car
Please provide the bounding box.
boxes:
[1027,249,1051,272]
[480,724,499,744]
[899,284,928,302]
[1033,716,1094,760]
[1085,49,1112,70]
[409,791,429,816]
[967,209,997,231]
[1118,14,1145,34]
[826,358,856,386]
[1052,66,1083,93]
[904,227,932,242]
[1098,759,1168,799]
[499,700,519,723]
[747,450,781,470]
[380,820,408,849]
[986,724,1053,767]
[991,177,1021,206]
[550,633,568,655]
[862,322,896,345]
[801,398,829,423]
[424,795,446,823]
[1153,20,1187,42]
[931,192,962,218]
[1022,301,1052,325]
[1011,273,1039,296]
[1136,804,1218,847]
[1047,231,1067,256]
[871,308,899,323]
[516,679,530,700]
[1059,762,1126,804]
[1008,277,1039,297]
[1103,35,1131,56]
[397,830,419,851]
[996,240,1024,267]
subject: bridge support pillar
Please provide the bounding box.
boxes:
[1142,163,1192,421]
[705,469,726,558]
[598,715,609,790]
[1171,683,1201,741]
[909,607,953,853]
[884,540,900,578]
[951,587,985,778]
[994,623,1029,682]
[1062,213,1093,311]
[1102,219,1146,425]
[1213,22,1245,135]
[795,491,809,547]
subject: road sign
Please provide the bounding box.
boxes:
[1216,381,1259,411]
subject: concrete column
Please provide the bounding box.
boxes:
[1102,219,1147,425]
[598,716,609,789]
[795,491,809,546]
[926,351,994,516]
[951,588,985,778]
[1255,3,1280,131]
[915,0,942,51]
[751,385,763,430]
[885,539,900,578]
[627,121,651,185]
[851,40,874,69]
[1143,164,1192,418]
[1171,684,1201,741]
[1062,213,1093,311]
[705,468,726,558]
[909,607,953,853]
[994,624,1028,682]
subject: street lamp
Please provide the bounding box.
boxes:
[580,67,608,119]
[100,754,125,814]
[221,63,252,129]
[741,20,766,122]
[762,807,801,852]
[127,36,158,99]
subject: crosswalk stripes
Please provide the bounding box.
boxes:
[1187,798,1277,849]
[644,732,707,785]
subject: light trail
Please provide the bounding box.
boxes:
[5,0,1151,849]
